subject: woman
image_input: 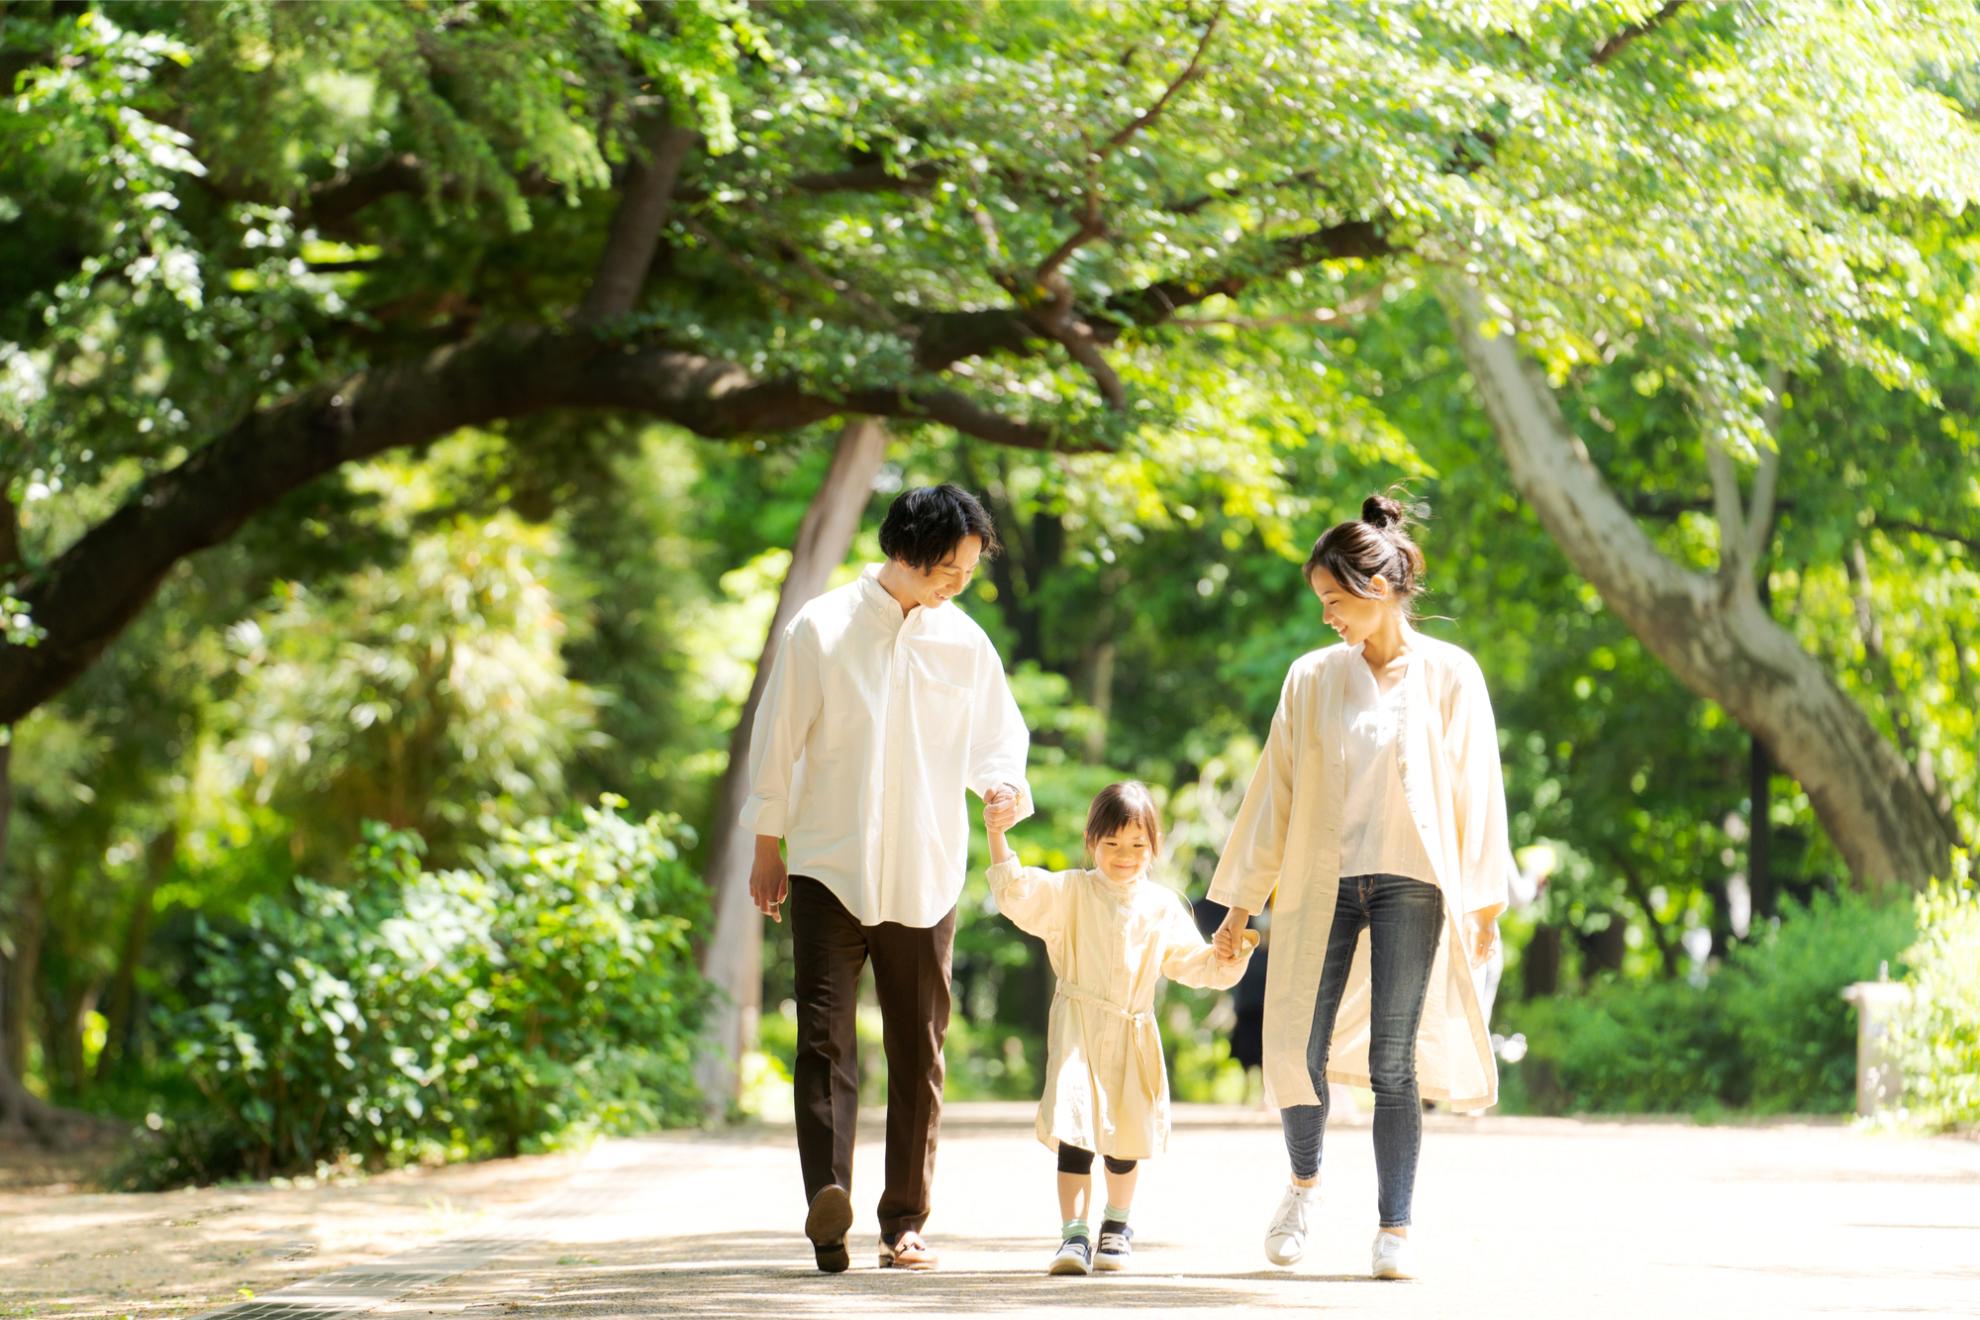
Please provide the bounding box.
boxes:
[1210,491,1515,1281]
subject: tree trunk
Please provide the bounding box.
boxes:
[1450,284,1953,891]
[1521,922,1562,997]
[0,735,99,1145]
[695,419,889,1115]
[1577,917,1627,978]
[95,824,176,1084]
[3,869,40,1083]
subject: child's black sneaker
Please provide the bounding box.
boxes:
[1094,1220,1133,1271]
[1048,1233,1093,1275]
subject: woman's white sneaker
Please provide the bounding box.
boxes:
[1370,1229,1413,1279]
[1263,1183,1317,1266]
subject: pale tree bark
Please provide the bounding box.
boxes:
[1450,282,1953,890]
[695,418,890,1114]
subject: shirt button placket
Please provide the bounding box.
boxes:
[883,628,908,907]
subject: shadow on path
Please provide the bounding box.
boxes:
[421,1231,1391,1316]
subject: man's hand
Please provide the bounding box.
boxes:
[1213,905,1253,963]
[984,785,1019,834]
[750,835,789,923]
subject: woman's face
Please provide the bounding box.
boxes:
[1310,564,1398,647]
[1091,822,1153,883]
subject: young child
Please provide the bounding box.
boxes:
[984,781,1258,1275]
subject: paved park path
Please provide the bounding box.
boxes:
[194,1103,1980,1320]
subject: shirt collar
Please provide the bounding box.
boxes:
[858,563,913,627]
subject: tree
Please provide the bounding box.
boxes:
[5,1,1978,1123]
[1452,285,1966,889]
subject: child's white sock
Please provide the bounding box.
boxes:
[1102,1202,1131,1225]
[1062,1218,1089,1239]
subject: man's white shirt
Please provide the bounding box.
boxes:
[741,564,1034,927]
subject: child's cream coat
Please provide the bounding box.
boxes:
[1208,635,1517,1112]
[988,859,1259,1161]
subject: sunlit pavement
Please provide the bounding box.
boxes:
[192,1102,1980,1320]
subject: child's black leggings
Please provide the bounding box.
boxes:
[1057,1143,1137,1176]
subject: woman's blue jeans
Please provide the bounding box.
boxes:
[1279,872,1443,1228]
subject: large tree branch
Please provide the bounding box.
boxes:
[1629,493,1980,561]
[911,217,1394,373]
[0,330,1082,725]
[1705,438,1753,583]
[194,153,564,238]
[790,160,942,195]
[574,113,699,327]
[1704,364,1786,586]
[1592,0,1688,66]
[1097,2,1225,159]
[1878,517,1980,559]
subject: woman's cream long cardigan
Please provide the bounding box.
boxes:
[1208,635,1517,1111]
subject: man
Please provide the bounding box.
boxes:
[741,483,1033,1273]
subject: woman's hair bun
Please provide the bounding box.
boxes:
[1362,493,1404,529]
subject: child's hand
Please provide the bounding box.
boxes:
[1213,906,1251,963]
[984,786,1019,834]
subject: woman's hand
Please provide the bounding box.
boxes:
[1213,905,1253,963]
[1465,907,1503,965]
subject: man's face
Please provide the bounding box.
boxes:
[902,535,983,609]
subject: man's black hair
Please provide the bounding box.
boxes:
[877,483,1001,571]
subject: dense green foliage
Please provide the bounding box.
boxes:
[118,802,705,1186]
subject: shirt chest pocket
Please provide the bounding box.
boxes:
[906,639,975,739]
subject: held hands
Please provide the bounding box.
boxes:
[1466,910,1502,965]
[983,785,1020,834]
[1212,905,1253,964]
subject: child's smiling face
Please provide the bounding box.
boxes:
[1091,822,1153,884]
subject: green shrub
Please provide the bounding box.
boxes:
[1500,887,1914,1117]
[1891,869,1980,1129]
[1715,889,1917,1113]
[1501,976,1733,1114]
[121,799,705,1187]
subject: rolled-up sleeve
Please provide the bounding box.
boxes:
[968,646,1034,824]
[738,616,822,838]
[1208,669,1300,916]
